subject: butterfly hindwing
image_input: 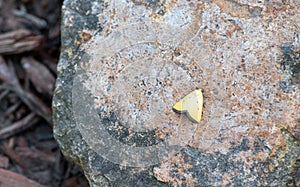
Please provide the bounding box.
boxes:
[173,89,203,123]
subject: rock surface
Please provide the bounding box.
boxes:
[53,0,300,186]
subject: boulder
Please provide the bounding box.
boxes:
[53,0,300,186]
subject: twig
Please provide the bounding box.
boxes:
[13,6,47,29]
[0,30,43,55]
[0,89,9,101]
[4,101,21,116]
[0,57,53,125]
[0,168,46,187]
[0,29,31,41]
[1,143,28,170]
[3,84,53,126]
[0,56,19,84]
[0,113,39,139]
[0,155,9,168]
[15,146,56,163]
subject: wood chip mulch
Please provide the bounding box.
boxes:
[0,0,89,186]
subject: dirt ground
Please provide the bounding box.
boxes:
[0,0,89,186]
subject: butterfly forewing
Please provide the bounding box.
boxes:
[173,89,203,123]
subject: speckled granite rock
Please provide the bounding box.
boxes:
[53,0,300,186]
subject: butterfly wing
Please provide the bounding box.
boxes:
[173,89,203,123]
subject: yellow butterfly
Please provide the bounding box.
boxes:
[173,89,203,123]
